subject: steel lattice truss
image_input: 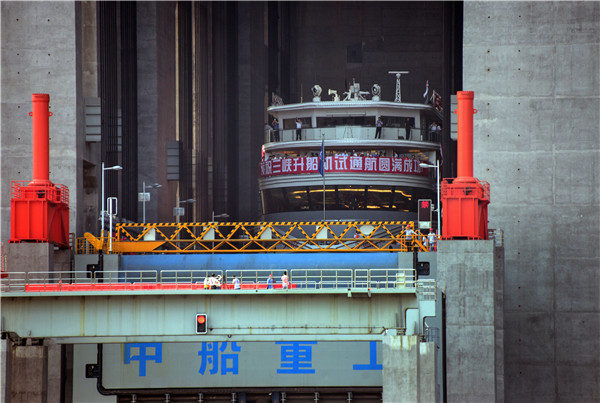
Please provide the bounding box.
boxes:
[79,221,434,254]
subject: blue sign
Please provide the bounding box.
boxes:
[109,341,383,388]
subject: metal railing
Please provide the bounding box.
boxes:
[355,268,417,289]
[75,221,438,255]
[264,127,441,144]
[1,268,435,298]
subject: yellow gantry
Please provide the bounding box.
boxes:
[78,221,436,254]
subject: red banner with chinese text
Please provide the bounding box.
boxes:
[259,156,428,178]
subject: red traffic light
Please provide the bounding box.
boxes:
[196,314,207,334]
[418,199,432,223]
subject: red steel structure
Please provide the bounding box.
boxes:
[10,94,70,248]
[441,91,490,240]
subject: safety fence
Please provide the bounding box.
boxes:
[264,127,441,144]
[0,268,435,299]
[76,221,439,255]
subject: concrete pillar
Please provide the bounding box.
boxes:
[3,342,70,403]
[1,339,12,403]
[437,240,505,403]
[5,243,53,274]
[10,344,47,403]
[5,243,72,276]
[382,335,437,402]
[46,344,62,403]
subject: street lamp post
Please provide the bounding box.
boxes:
[174,198,196,224]
[107,197,118,253]
[101,162,123,237]
[420,161,441,235]
[212,211,230,222]
[139,182,162,223]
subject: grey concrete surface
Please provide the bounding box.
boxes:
[0,2,81,242]
[463,2,600,401]
[437,240,504,403]
[382,336,437,403]
[10,344,47,403]
[0,339,10,403]
[4,243,53,274]
[136,2,161,224]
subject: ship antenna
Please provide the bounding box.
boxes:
[388,71,409,102]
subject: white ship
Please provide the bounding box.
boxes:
[259,75,443,224]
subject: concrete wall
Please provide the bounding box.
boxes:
[463,2,599,401]
[382,337,437,403]
[437,240,504,403]
[72,344,114,402]
[0,2,81,243]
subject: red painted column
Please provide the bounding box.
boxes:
[30,93,51,184]
[455,91,476,180]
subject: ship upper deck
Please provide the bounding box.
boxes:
[265,99,443,149]
[268,99,442,119]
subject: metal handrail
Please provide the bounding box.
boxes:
[1,268,435,297]
[264,127,441,144]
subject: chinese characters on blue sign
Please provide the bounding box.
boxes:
[197,342,241,375]
[124,341,382,378]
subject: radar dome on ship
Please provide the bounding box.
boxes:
[371,84,381,101]
[312,85,322,102]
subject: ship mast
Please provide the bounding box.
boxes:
[388,71,409,102]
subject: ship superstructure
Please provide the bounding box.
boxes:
[260,78,443,224]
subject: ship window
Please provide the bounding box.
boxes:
[262,186,434,215]
[287,187,310,211]
[365,186,393,209]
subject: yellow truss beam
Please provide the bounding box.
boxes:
[77,221,436,255]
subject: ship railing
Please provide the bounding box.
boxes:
[265,127,440,144]
[1,268,435,294]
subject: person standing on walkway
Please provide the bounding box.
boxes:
[405,118,412,140]
[281,271,289,289]
[232,275,241,290]
[404,224,415,251]
[265,122,273,142]
[295,118,302,140]
[375,117,383,139]
[272,118,280,141]
[267,274,274,289]
[428,228,437,251]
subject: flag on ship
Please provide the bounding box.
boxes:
[432,90,442,112]
[318,139,325,176]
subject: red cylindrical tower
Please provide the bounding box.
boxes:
[10,94,69,248]
[456,91,475,180]
[30,93,52,184]
[441,91,490,240]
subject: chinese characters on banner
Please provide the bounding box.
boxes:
[260,155,427,178]
[123,341,382,378]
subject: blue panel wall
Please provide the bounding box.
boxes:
[120,252,401,272]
